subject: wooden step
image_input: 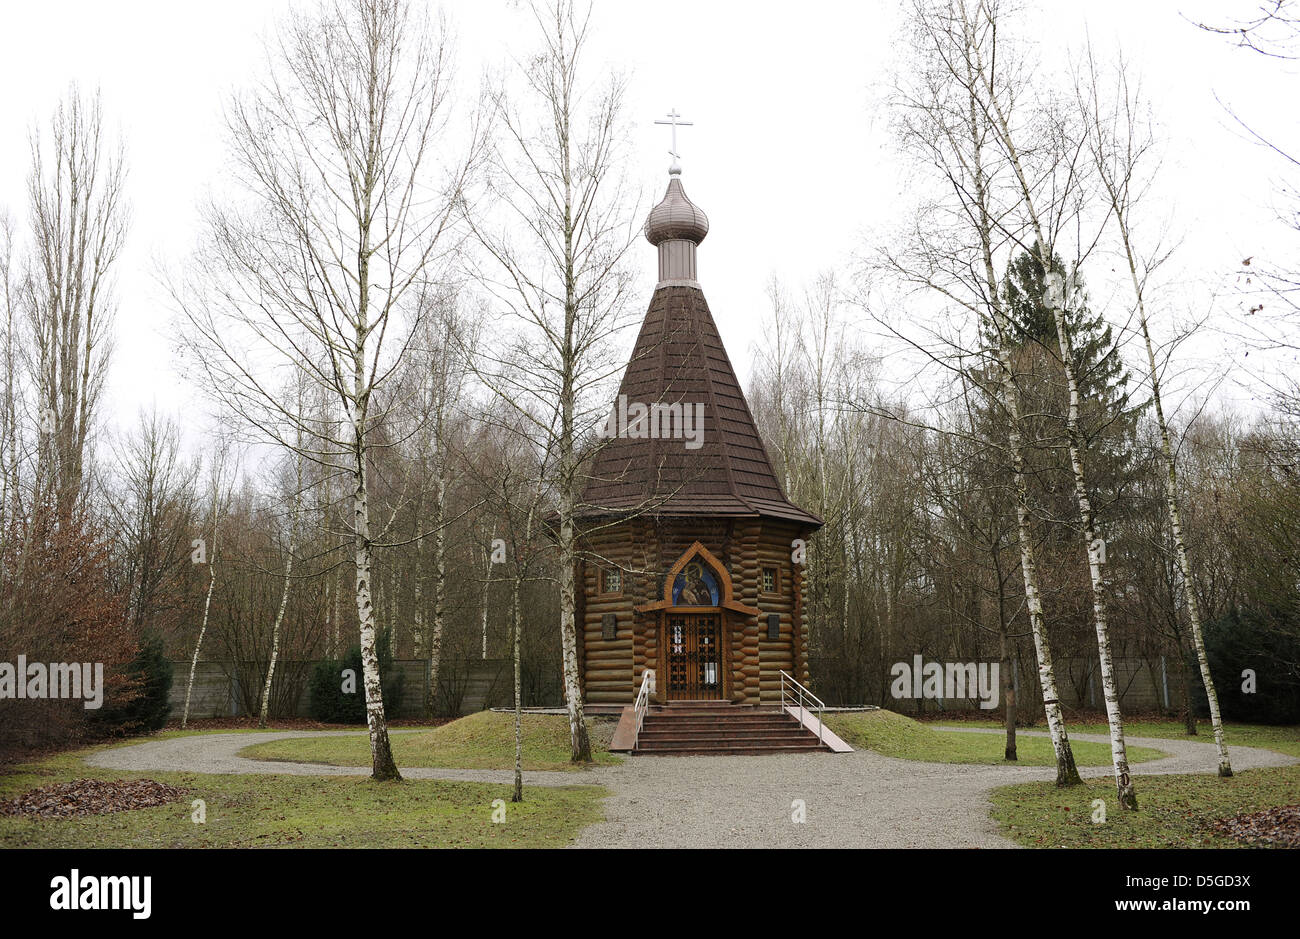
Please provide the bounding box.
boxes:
[640,722,799,734]
[638,727,817,741]
[638,735,823,749]
[642,713,794,723]
[635,740,828,756]
[631,700,833,756]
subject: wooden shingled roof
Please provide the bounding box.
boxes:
[579,284,823,529]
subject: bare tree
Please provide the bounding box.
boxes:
[109,408,199,638]
[182,448,235,729]
[944,0,1137,807]
[876,0,1084,784]
[1076,49,1233,775]
[259,424,306,729]
[26,88,127,520]
[485,427,550,802]
[174,0,480,779]
[405,293,476,717]
[0,213,27,565]
[463,0,639,762]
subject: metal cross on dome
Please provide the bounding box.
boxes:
[655,108,693,172]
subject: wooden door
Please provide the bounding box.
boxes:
[664,613,722,700]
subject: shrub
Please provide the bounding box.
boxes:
[1202,606,1300,725]
[308,627,404,723]
[94,633,173,735]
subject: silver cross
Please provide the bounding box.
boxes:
[654,108,693,170]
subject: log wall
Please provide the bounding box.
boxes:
[577,515,816,705]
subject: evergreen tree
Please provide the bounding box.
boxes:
[988,245,1144,532]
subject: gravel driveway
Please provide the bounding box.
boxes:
[86,727,1296,849]
[570,729,1296,849]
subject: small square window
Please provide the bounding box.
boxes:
[761,566,778,594]
[601,568,622,595]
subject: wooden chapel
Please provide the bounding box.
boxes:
[573,139,824,710]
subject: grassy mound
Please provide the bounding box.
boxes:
[913,718,1300,758]
[239,711,621,772]
[823,710,1166,766]
[991,765,1300,847]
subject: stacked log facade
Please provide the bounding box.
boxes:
[577,517,814,705]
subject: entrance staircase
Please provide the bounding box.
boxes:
[630,700,832,756]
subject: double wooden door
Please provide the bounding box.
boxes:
[664,613,722,700]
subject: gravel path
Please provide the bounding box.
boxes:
[86,730,589,788]
[570,729,1296,849]
[86,727,1296,848]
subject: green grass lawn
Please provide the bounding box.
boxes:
[824,710,1167,766]
[990,765,1300,847]
[0,744,604,849]
[920,717,1300,758]
[238,711,622,771]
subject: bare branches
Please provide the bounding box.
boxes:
[26,87,128,518]
[461,0,639,763]
[1193,0,1300,59]
[173,0,485,780]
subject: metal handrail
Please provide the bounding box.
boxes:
[632,668,655,750]
[780,669,825,747]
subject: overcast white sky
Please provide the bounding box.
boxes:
[1,0,1295,447]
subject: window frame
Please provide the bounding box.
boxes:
[600,566,623,596]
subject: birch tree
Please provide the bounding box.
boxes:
[182,449,234,729]
[464,0,639,762]
[879,0,1083,784]
[1076,51,1232,775]
[944,0,1137,807]
[406,294,474,717]
[175,0,480,779]
[463,404,553,801]
[259,434,305,729]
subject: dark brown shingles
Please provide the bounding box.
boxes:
[581,285,822,529]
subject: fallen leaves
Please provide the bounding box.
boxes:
[0,778,189,819]
[1206,805,1300,847]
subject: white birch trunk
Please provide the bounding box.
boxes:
[481,529,495,660]
[557,485,591,762]
[258,473,300,729]
[1138,312,1232,776]
[999,360,1082,785]
[1049,297,1138,808]
[352,416,400,780]
[333,566,342,660]
[412,536,424,657]
[962,64,1081,783]
[425,459,447,717]
[965,15,1137,803]
[511,546,524,804]
[182,558,217,730]
[1085,60,1233,775]
[323,572,333,660]
[387,568,397,645]
[257,542,294,729]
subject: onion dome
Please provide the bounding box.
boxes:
[645,173,709,247]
